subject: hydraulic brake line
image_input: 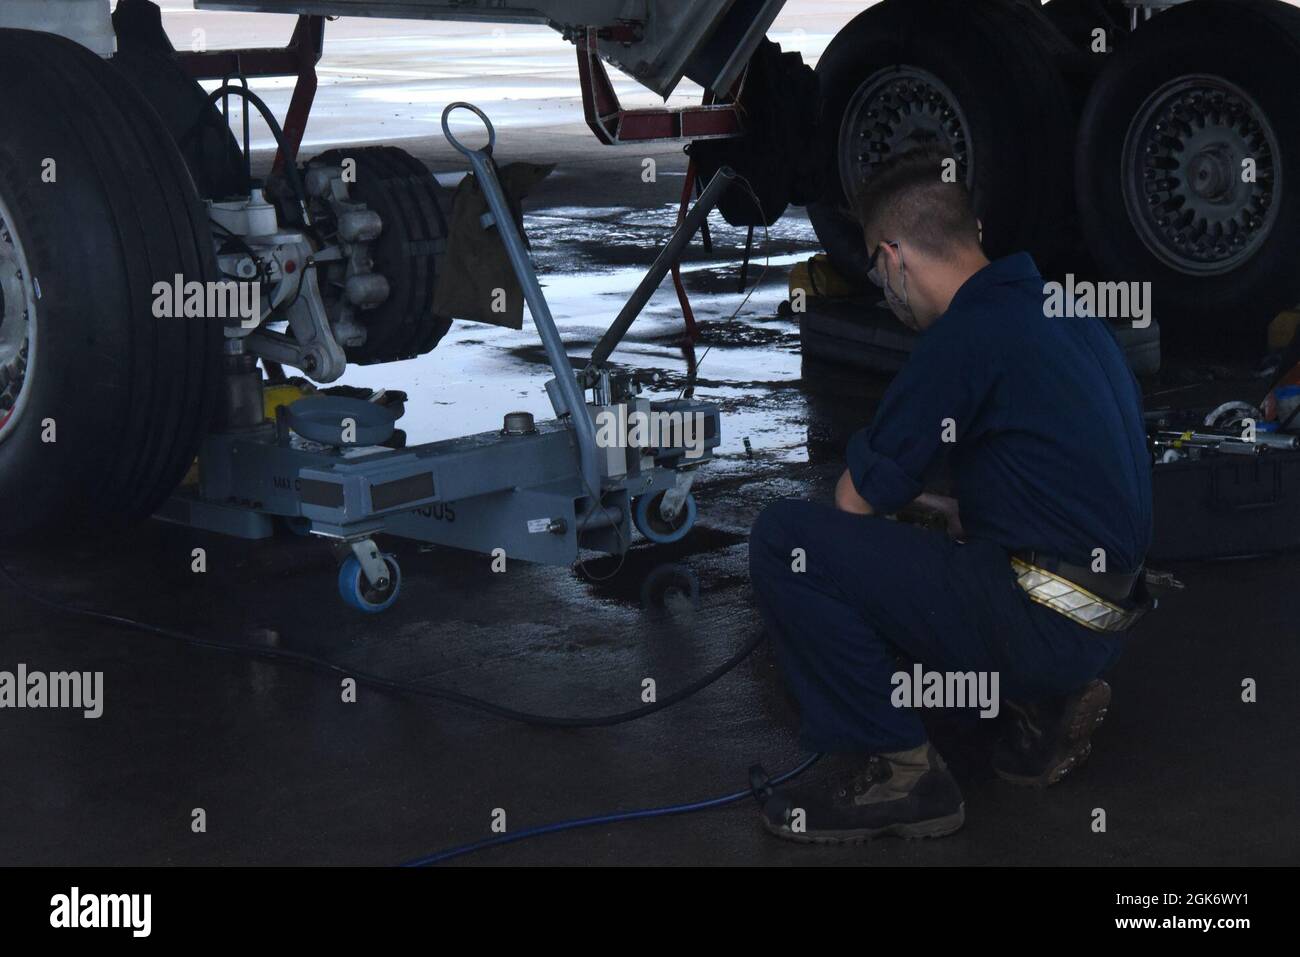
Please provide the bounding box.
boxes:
[198,84,312,223]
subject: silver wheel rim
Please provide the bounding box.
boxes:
[0,192,37,445]
[1122,74,1281,276]
[837,65,974,206]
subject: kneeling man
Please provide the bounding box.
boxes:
[750,148,1152,843]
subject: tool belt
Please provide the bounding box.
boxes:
[1010,551,1150,634]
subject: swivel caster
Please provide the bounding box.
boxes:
[633,490,697,544]
[337,552,402,613]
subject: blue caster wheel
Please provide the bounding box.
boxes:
[633,491,697,544]
[337,553,401,613]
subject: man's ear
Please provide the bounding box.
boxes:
[882,240,902,274]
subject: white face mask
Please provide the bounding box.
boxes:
[881,251,920,332]
[868,240,920,331]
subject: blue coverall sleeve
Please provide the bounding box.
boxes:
[843,322,989,514]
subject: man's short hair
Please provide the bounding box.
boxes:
[854,147,981,261]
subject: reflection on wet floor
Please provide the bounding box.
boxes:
[576,524,746,607]
[336,203,827,471]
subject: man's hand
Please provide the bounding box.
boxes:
[835,469,874,515]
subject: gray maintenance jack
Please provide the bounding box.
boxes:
[158,104,731,611]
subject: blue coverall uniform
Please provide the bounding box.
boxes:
[749,253,1153,754]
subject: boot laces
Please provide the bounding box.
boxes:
[829,756,890,805]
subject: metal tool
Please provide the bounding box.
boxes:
[1150,428,1300,456]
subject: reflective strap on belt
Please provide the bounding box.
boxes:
[1010,557,1146,634]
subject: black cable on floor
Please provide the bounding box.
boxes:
[0,559,762,729]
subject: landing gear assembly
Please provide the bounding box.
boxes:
[157,105,724,611]
[0,4,725,608]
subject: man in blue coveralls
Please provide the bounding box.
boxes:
[750,148,1153,843]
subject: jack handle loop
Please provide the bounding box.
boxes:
[441,101,497,158]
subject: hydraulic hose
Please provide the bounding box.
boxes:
[402,753,819,866]
[201,84,311,223]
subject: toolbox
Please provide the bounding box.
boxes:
[1150,448,1300,560]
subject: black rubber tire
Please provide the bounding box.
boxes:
[807,0,1084,285]
[1076,0,1300,353]
[307,146,451,364]
[111,49,248,201]
[0,29,221,537]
